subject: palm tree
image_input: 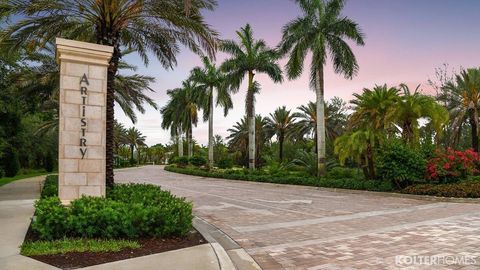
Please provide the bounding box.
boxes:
[227,115,269,167]
[394,84,448,145]
[220,24,283,169]
[439,68,480,151]
[14,48,158,125]
[160,92,184,157]
[190,56,232,167]
[113,120,128,155]
[160,80,200,157]
[278,0,365,176]
[2,0,218,186]
[349,84,400,134]
[337,85,400,179]
[334,129,376,179]
[125,127,146,163]
[294,97,348,150]
[266,106,295,162]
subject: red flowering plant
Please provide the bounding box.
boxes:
[426,148,480,183]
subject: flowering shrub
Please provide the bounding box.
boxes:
[426,148,480,183]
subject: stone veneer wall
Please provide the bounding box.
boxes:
[56,38,113,203]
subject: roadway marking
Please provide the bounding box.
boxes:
[255,199,313,204]
[150,182,325,218]
[232,203,450,233]
[197,202,275,215]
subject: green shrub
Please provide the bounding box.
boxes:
[289,150,317,177]
[2,145,20,177]
[176,156,189,167]
[164,165,394,192]
[402,181,480,198]
[189,156,207,167]
[327,167,363,180]
[32,183,193,240]
[32,197,71,240]
[377,140,426,189]
[216,158,234,169]
[168,156,179,165]
[41,175,58,198]
[129,158,137,166]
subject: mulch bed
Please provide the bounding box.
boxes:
[23,225,207,269]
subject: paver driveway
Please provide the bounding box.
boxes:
[116,166,480,270]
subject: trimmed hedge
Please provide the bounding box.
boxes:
[402,181,480,198]
[164,165,393,192]
[41,175,58,198]
[189,156,207,167]
[33,177,193,240]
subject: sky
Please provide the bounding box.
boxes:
[117,0,480,146]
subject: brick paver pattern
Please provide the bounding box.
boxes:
[116,166,480,270]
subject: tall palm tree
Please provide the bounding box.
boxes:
[220,24,283,169]
[394,84,448,145]
[227,115,269,167]
[190,56,232,167]
[278,0,365,176]
[125,127,146,163]
[439,68,480,151]
[160,80,200,157]
[2,0,218,186]
[266,106,295,162]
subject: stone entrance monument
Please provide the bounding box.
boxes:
[56,38,113,203]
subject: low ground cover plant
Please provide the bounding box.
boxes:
[21,238,140,256]
[33,176,193,240]
[402,180,480,198]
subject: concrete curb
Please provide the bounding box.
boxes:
[193,217,262,270]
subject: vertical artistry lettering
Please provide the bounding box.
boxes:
[80,73,89,159]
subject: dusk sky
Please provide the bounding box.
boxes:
[118,0,480,146]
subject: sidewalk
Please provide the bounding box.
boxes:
[0,176,57,270]
[0,176,233,270]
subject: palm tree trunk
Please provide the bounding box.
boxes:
[366,142,376,179]
[247,71,256,169]
[470,109,479,152]
[97,30,121,188]
[130,145,134,161]
[208,88,214,168]
[360,156,370,180]
[279,134,284,162]
[316,67,327,176]
[105,49,120,187]
[177,127,184,157]
[187,125,193,158]
[137,147,141,165]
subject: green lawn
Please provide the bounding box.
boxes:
[21,238,140,256]
[0,170,55,187]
